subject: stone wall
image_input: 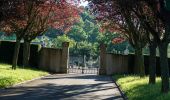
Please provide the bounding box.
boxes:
[38,42,69,73]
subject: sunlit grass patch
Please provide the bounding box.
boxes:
[113,75,170,100]
[0,64,48,88]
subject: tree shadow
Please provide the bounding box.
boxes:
[113,75,170,100]
[42,74,113,82]
[0,74,124,100]
[0,83,122,100]
[124,81,170,100]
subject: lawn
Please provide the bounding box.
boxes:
[113,75,170,100]
[0,63,48,88]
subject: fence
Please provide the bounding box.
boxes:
[99,43,170,75]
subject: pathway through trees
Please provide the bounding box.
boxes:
[0,74,124,100]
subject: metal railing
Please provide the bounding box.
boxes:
[67,67,99,74]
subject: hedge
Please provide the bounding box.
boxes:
[0,41,41,67]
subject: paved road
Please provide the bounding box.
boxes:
[0,74,124,100]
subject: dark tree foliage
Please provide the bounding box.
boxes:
[88,0,148,76]
[88,0,170,93]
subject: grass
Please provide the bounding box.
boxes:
[0,63,48,88]
[113,75,170,100]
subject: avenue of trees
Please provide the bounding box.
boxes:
[0,0,80,69]
[88,0,170,93]
[1,0,170,94]
[0,8,130,60]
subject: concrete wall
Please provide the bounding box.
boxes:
[38,42,69,73]
[39,48,62,73]
[99,43,107,75]
[99,43,129,75]
[106,54,128,75]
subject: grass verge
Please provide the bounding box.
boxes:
[113,75,170,100]
[0,63,48,88]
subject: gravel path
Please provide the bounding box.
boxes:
[0,74,124,100]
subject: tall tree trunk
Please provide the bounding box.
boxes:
[134,48,145,77]
[149,41,157,84]
[23,40,31,67]
[12,39,21,69]
[159,42,169,93]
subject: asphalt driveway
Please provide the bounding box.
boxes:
[0,74,124,100]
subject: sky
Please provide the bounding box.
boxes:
[79,0,88,7]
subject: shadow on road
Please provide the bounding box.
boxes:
[0,74,124,100]
[42,74,113,82]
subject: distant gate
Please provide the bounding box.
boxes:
[68,56,99,74]
[68,67,99,74]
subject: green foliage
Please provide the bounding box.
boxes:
[67,10,135,56]
[51,35,75,48]
[72,41,97,57]
[68,25,87,42]
[66,10,101,57]
[0,63,48,88]
[0,32,16,40]
[165,0,170,11]
[113,75,170,100]
[45,28,64,38]
[97,31,134,53]
[0,10,139,56]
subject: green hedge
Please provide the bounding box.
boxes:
[0,41,41,67]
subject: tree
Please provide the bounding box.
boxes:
[88,0,148,76]
[143,0,170,93]
[67,10,101,58]
[0,0,44,69]
[0,0,80,68]
[129,0,170,92]
[22,0,80,67]
[51,35,75,48]
[68,25,88,42]
[0,0,21,23]
[88,0,170,93]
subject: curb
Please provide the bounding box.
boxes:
[1,74,51,89]
[111,76,128,100]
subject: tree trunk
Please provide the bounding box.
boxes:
[134,48,145,77]
[158,42,169,93]
[23,40,31,67]
[149,41,157,84]
[12,39,21,69]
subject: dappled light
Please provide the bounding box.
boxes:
[1,0,170,99]
[0,74,124,100]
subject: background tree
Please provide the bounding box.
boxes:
[88,0,148,76]
[0,0,43,69]
[51,35,75,48]
[22,0,80,67]
[67,10,101,58]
